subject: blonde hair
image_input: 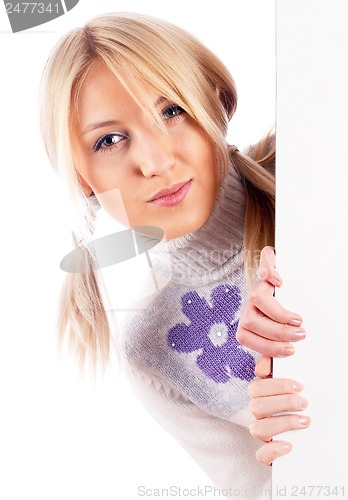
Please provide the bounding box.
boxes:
[40,12,275,372]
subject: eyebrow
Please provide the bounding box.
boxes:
[80,96,168,137]
[80,119,122,137]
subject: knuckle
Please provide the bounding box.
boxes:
[256,443,277,465]
[269,445,280,464]
[254,365,269,379]
[248,287,261,303]
[280,379,292,394]
[255,447,266,465]
[249,421,257,438]
[281,324,295,341]
[247,380,258,397]
[249,421,263,441]
[263,344,276,358]
[262,245,275,256]
[290,414,301,428]
[289,394,300,409]
[286,394,297,410]
[241,315,256,331]
[255,445,273,466]
[257,265,268,280]
[248,398,259,417]
[235,328,245,344]
[272,330,283,342]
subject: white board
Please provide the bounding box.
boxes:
[274,0,348,497]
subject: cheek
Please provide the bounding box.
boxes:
[195,137,219,185]
[178,128,216,168]
[71,145,132,225]
[196,130,216,165]
[71,141,94,186]
[95,187,132,227]
[73,148,122,192]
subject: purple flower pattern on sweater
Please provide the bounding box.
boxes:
[168,285,255,383]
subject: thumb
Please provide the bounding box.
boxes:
[258,246,282,287]
[255,355,272,378]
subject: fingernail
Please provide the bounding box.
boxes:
[292,382,303,392]
[282,442,292,453]
[272,271,283,286]
[299,396,309,409]
[291,331,306,341]
[271,278,282,287]
[279,345,295,357]
[288,319,302,327]
[298,416,311,427]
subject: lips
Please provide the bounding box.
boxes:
[148,180,192,207]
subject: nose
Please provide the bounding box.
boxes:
[134,127,176,178]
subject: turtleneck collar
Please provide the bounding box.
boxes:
[150,160,246,286]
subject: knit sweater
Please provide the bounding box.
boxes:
[95,158,272,500]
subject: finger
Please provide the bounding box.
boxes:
[254,355,272,378]
[255,441,293,466]
[249,393,309,419]
[248,281,303,326]
[249,414,311,442]
[258,246,282,287]
[240,306,306,342]
[237,327,295,358]
[248,378,304,398]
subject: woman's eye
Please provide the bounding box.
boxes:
[161,104,185,121]
[93,133,126,152]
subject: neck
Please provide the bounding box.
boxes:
[149,160,246,286]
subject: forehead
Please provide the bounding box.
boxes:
[75,62,159,129]
[78,63,136,112]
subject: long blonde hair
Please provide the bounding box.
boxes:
[40,12,275,372]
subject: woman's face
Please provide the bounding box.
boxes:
[71,62,221,239]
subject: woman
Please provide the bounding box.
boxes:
[40,12,310,498]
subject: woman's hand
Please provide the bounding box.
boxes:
[236,246,311,464]
[236,246,306,365]
[248,360,311,465]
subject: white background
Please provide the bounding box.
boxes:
[1,1,346,499]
